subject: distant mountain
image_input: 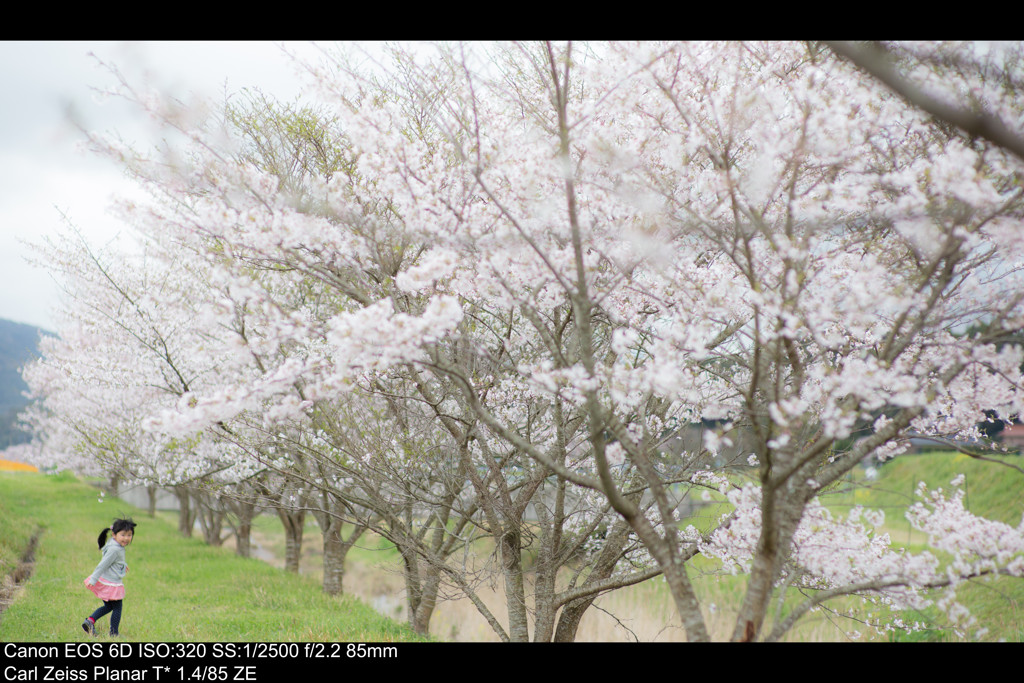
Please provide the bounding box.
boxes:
[0,318,52,447]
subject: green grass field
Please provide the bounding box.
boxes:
[0,471,427,642]
[849,452,1024,641]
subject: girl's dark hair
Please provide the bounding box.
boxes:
[97,516,137,550]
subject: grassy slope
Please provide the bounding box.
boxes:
[0,471,427,642]
[851,451,1024,524]
[851,452,1024,641]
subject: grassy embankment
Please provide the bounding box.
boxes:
[0,471,428,642]
[840,451,1024,641]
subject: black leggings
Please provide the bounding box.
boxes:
[89,600,123,635]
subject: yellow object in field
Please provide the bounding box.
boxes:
[0,458,38,472]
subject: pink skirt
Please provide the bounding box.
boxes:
[84,577,125,601]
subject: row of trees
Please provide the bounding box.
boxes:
[20,41,1024,641]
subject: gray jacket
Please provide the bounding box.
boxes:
[89,539,128,583]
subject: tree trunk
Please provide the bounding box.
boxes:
[229,500,257,558]
[499,529,530,642]
[174,486,195,538]
[551,517,635,642]
[553,596,596,642]
[532,572,557,642]
[400,542,423,630]
[411,565,441,636]
[146,485,157,517]
[321,519,366,595]
[730,488,805,642]
[198,504,226,546]
[235,519,252,558]
[662,559,710,642]
[531,511,559,642]
[322,523,345,595]
[277,508,306,573]
[394,534,442,636]
[624,513,709,642]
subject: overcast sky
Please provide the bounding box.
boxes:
[0,41,331,332]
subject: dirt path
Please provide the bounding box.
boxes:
[0,527,42,624]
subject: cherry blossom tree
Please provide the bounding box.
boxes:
[21,223,271,546]
[201,88,673,634]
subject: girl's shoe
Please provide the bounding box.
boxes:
[81,618,95,636]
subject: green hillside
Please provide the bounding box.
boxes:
[0,318,51,447]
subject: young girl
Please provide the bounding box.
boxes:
[82,517,136,637]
